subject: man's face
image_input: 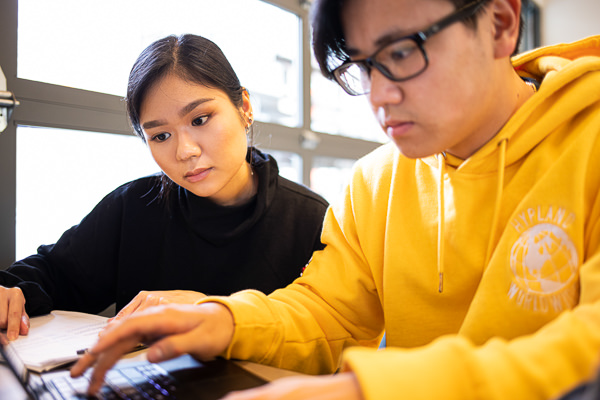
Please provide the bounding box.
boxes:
[341,0,502,160]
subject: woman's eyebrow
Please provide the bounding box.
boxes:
[179,98,214,118]
[142,98,214,130]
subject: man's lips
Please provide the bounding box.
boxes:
[385,120,414,138]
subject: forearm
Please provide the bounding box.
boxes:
[345,301,600,400]
[201,283,382,375]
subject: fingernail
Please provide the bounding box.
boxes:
[22,315,30,328]
[148,346,164,362]
[8,331,17,341]
[88,383,99,396]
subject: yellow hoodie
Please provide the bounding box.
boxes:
[200,35,600,400]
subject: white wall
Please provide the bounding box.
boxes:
[540,0,600,46]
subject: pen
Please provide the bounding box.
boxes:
[76,348,87,356]
[76,343,146,356]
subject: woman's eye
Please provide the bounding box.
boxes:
[192,115,208,126]
[151,132,171,142]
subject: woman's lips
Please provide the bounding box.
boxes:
[184,167,212,183]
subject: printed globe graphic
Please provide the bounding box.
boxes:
[510,223,578,294]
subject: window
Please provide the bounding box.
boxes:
[310,157,355,205]
[262,149,303,184]
[15,126,160,259]
[18,0,301,127]
[0,0,381,266]
[520,0,541,52]
[310,57,386,143]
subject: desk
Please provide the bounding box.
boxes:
[1,349,303,399]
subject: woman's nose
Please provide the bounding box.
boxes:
[176,132,201,161]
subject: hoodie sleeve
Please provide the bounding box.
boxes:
[198,157,387,374]
[343,298,600,400]
[208,217,600,400]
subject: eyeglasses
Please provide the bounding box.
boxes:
[332,0,486,96]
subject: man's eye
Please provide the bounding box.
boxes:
[192,115,208,126]
[390,47,414,61]
[152,132,171,142]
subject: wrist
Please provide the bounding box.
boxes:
[197,301,235,355]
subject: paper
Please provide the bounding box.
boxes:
[10,310,107,372]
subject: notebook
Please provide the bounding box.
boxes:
[1,333,267,400]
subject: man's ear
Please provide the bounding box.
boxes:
[489,0,521,58]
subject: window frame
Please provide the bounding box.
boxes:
[0,0,381,267]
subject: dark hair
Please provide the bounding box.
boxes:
[126,34,247,201]
[125,34,246,203]
[311,0,523,81]
[127,34,245,140]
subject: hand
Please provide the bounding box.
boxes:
[71,302,234,395]
[106,290,207,328]
[0,286,30,340]
[220,372,364,400]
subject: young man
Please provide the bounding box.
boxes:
[72,0,600,399]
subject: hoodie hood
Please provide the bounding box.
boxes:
[422,35,600,175]
[424,35,600,292]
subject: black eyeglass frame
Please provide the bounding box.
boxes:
[332,0,488,96]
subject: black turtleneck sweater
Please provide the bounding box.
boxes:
[0,149,328,316]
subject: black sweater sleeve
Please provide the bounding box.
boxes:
[0,166,328,314]
[0,183,130,316]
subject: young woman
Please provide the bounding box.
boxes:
[0,34,328,340]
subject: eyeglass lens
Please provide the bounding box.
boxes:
[336,38,426,95]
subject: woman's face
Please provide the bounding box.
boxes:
[140,73,254,206]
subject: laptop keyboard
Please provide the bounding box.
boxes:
[49,363,177,399]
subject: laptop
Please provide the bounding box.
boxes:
[1,333,267,400]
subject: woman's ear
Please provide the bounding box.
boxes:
[241,88,253,124]
[489,0,521,58]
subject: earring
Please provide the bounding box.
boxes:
[246,115,255,175]
[245,115,253,135]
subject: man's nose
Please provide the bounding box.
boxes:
[368,68,403,110]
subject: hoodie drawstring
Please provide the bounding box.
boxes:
[485,138,508,264]
[438,153,446,293]
[437,139,507,294]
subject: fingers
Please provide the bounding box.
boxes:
[106,292,167,329]
[94,308,184,354]
[73,305,200,375]
[107,291,210,332]
[72,335,142,394]
[146,324,218,363]
[0,286,28,340]
[70,302,235,395]
[132,294,164,314]
[107,292,146,324]
[19,308,30,336]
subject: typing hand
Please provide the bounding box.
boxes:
[0,286,30,340]
[220,373,364,400]
[105,290,207,328]
[71,302,234,396]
